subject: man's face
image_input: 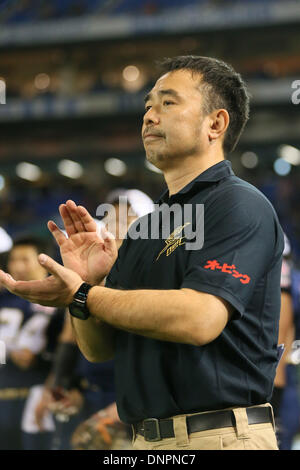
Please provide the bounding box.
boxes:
[7,245,47,281]
[142,70,207,168]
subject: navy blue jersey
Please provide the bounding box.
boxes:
[75,355,115,409]
[0,289,64,389]
[291,268,300,340]
[75,355,115,393]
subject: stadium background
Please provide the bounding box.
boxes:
[0,0,300,449]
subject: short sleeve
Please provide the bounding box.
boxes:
[181,188,284,318]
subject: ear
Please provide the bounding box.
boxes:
[208,109,230,143]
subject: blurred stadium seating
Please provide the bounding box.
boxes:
[0,1,225,24]
[1,0,292,25]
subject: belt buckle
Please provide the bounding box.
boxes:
[143,418,161,442]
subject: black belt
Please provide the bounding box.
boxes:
[133,406,273,442]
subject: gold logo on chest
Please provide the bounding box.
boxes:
[155,223,191,261]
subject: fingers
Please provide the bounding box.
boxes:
[0,270,52,301]
[100,225,114,241]
[59,200,97,235]
[48,220,67,246]
[0,258,81,307]
[65,200,86,233]
[59,203,78,237]
[38,254,83,303]
[101,228,117,257]
[38,254,68,281]
[77,204,98,232]
[0,270,17,291]
[1,257,62,296]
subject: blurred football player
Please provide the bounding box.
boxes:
[270,234,295,447]
[0,236,64,450]
[277,243,300,450]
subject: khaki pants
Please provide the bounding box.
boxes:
[132,404,278,450]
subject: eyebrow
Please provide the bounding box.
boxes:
[144,88,182,104]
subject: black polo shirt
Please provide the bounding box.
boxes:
[106,160,284,424]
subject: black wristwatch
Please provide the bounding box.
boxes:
[69,282,93,320]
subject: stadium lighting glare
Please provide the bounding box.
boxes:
[273,158,291,176]
[0,78,5,104]
[104,158,127,177]
[240,151,258,169]
[57,159,83,179]
[34,73,50,90]
[0,227,12,253]
[16,162,42,181]
[278,144,300,166]
[122,65,140,82]
[145,159,163,174]
[0,175,5,191]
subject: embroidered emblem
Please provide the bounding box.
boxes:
[156,223,191,261]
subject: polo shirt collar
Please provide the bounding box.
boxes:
[156,160,235,204]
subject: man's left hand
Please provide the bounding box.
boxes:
[0,254,83,307]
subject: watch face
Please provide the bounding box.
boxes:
[69,283,92,320]
[69,305,89,320]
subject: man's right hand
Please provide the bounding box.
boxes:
[48,200,118,285]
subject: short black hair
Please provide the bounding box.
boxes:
[157,55,250,154]
[10,236,50,256]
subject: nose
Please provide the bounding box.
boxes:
[143,106,160,126]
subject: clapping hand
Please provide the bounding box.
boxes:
[0,200,117,307]
[0,253,83,307]
[48,200,118,285]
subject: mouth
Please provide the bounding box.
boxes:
[143,134,164,141]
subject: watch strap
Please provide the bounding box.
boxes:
[69,282,93,320]
[74,282,93,304]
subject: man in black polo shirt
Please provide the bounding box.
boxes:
[0,56,284,450]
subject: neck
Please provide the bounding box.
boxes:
[163,152,225,196]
